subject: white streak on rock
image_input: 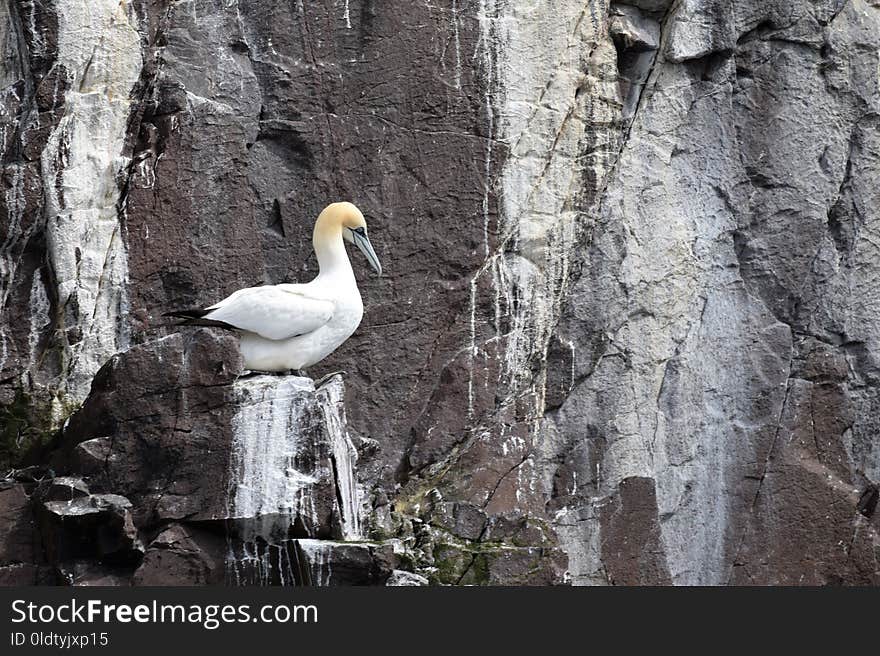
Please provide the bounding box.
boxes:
[226,375,362,583]
[0,165,26,304]
[473,2,604,515]
[41,0,142,405]
[489,1,594,395]
[228,376,320,538]
[473,2,605,407]
[317,379,362,541]
[226,376,319,585]
[476,1,495,257]
[451,0,462,90]
[27,269,49,364]
[0,164,27,373]
[296,539,334,586]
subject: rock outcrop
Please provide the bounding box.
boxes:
[2,0,879,585]
[1,330,399,585]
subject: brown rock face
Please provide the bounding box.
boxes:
[133,524,226,586]
[599,477,671,586]
[56,330,245,527]
[2,0,880,585]
[121,1,492,488]
[0,483,36,566]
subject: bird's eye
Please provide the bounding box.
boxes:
[353,227,366,236]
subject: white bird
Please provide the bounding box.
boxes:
[167,201,382,372]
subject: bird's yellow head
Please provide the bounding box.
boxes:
[314,201,382,276]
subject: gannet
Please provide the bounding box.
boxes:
[166,202,381,372]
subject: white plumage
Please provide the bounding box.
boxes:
[168,202,381,372]
[205,285,335,341]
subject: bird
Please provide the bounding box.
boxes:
[165,201,382,373]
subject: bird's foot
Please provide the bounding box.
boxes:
[237,369,303,379]
[314,370,347,388]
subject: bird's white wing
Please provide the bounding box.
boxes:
[205,286,334,340]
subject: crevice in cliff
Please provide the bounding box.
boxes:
[600,0,678,185]
[725,371,794,584]
[118,1,175,211]
[296,1,337,162]
[819,0,852,28]
[826,122,859,266]
[481,449,532,512]
[2,1,39,162]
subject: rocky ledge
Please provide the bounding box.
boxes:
[0,330,421,586]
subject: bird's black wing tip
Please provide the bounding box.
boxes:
[163,308,211,320]
[164,314,238,332]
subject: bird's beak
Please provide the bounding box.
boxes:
[353,231,382,276]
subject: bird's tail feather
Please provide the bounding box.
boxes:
[163,308,211,320]
[163,309,236,331]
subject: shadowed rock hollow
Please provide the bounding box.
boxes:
[1,0,879,585]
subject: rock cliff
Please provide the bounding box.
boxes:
[1,0,879,585]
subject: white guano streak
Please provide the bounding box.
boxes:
[475,1,594,410]
[228,377,320,540]
[226,376,362,584]
[41,1,142,408]
[467,1,602,519]
[297,540,335,586]
[317,379,362,540]
[228,376,361,540]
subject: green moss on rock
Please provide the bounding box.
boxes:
[0,388,62,471]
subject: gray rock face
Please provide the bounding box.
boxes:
[548,0,880,585]
[2,0,880,585]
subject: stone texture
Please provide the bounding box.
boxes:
[2,0,880,586]
[386,569,429,586]
[0,563,55,586]
[0,482,36,566]
[293,539,394,586]
[133,524,226,586]
[550,0,880,585]
[52,329,247,527]
[47,330,354,539]
[35,490,142,567]
[598,477,671,585]
[0,328,372,585]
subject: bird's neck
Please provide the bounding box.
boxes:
[314,231,355,282]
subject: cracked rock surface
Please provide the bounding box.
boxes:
[1,0,880,585]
